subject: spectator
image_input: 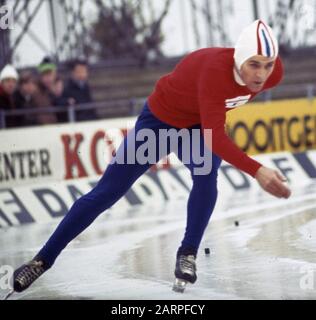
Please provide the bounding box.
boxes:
[0,64,19,128]
[13,72,38,126]
[32,57,58,125]
[62,59,96,121]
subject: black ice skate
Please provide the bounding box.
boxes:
[172,254,197,293]
[10,257,49,297]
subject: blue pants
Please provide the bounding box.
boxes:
[37,102,222,267]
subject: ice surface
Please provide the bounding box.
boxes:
[1,184,316,300]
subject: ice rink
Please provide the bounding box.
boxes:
[1,181,316,300]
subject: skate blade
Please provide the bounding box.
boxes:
[172,278,187,293]
[2,290,14,300]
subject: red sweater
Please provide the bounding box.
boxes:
[148,48,283,177]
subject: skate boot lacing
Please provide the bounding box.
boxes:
[15,260,46,289]
[179,255,196,275]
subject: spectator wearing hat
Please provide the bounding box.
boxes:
[32,57,58,125]
[0,64,19,128]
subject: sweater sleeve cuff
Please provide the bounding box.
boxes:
[246,160,263,178]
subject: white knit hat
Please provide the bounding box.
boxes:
[234,20,279,70]
[0,64,19,82]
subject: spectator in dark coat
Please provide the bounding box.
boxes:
[13,72,38,126]
[62,59,97,121]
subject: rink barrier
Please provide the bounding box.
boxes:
[1,97,316,189]
[226,98,316,155]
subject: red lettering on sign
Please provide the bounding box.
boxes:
[61,134,88,179]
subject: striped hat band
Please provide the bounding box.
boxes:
[234,19,279,71]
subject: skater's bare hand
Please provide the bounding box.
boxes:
[255,166,291,199]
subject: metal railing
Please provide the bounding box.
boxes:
[257,83,316,103]
[0,83,315,129]
[0,97,146,129]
